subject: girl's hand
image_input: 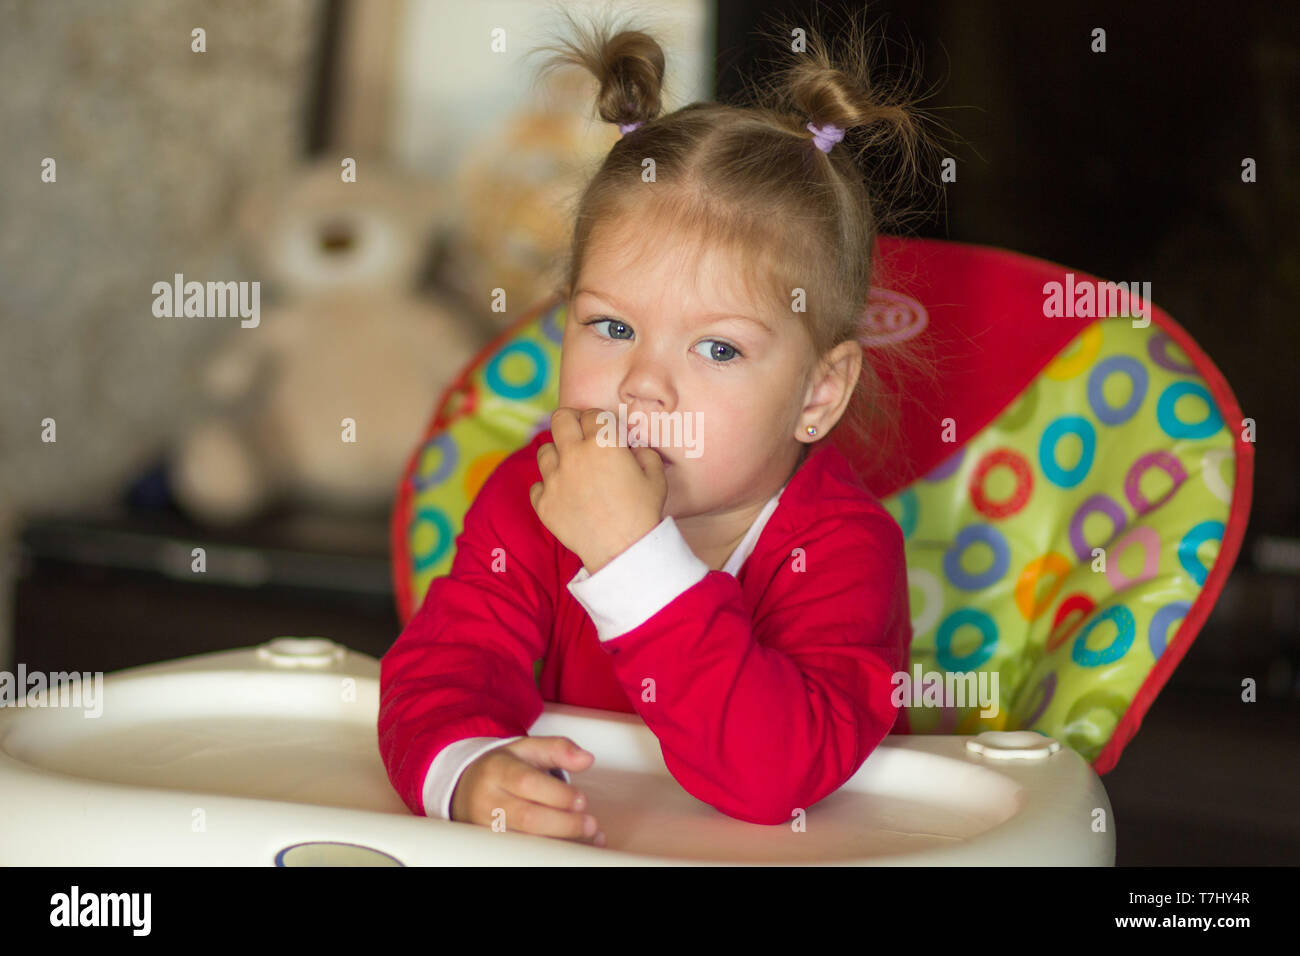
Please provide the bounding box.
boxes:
[529,407,667,573]
[450,736,606,847]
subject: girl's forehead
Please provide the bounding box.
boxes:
[587,210,746,272]
[579,236,767,313]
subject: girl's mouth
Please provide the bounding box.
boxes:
[633,442,672,467]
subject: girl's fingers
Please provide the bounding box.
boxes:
[499,792,600,843]
[504,759,588,813]
[503,735,595,777]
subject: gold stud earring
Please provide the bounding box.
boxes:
[805,425,817,437]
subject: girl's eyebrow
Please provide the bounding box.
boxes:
[573,288,620,308]
[699,311,774,335]
[574,289,773,335]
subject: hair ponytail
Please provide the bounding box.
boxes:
[762,10,944,236]
[529,8,667,132]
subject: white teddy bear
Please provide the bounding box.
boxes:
[169,158,492,525]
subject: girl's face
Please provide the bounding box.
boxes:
[558,218,817,521]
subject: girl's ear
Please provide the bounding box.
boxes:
[803,340,864,430]
[830,340,864,391]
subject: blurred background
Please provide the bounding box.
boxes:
[1,0,1296,864]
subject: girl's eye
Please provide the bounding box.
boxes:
[586,317,633,340]
[693,339,742,363]
[583,317,741,363]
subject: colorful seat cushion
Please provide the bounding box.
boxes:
[391,236,1253,776]
[886,317,1241,771]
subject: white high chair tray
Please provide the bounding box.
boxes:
[0,639,1114,866]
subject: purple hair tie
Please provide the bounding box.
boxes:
[807,121,845,153]
[618,120,642,134]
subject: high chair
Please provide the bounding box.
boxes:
[0,237,1249,865]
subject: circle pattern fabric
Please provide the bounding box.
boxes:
[884,319,1235,761]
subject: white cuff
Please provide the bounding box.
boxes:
[424,735,571,819]
[566,516,709,642]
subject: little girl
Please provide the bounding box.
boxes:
[379,10,942,848]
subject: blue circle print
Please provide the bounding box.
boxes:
[1072,605,1135,667]
[412,432,458,491]
[1039,416,1096,488]
[1087,355,1148,426]
[1178,520,1224,586]
[1149,600,1191,659]
[410,507,454,573]
[936,607,999,671]
[485,340,549,400]
[1156,381,1222,440]
[890,488,918,539]
[944,524,1010,590]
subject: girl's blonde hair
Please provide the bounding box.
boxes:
[529,6,952,460]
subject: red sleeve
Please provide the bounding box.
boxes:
[598,508,909,826]
[378,439,556,816]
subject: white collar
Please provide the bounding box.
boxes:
[721,481,790,577]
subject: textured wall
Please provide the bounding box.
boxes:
[0,0,324,667]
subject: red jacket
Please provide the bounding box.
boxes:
[379,428,912,826]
